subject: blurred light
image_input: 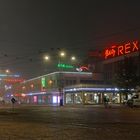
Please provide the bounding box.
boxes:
[22,86,26,89]
[30,84,34,88]
[57,63,74,69]
[53,96,57,103]
[60,51,65,57]
[58,96,60,103]
[0,74,20,77]
[33,96,37,103]
[48,80,53,85]
[6,69,10,73]
[76,68,82,72]
[115,88,119,91]
[21,94,26,97]
[44,55,49,60]
[71,56,76,61]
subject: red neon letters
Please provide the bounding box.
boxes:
[104,41,139,59]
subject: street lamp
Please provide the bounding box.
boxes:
[5,69,10,73]
[58,51,66,106]
[60,51,65,57]
[44,55,50,60]
[71,56,76,61]
[44,51,76,106]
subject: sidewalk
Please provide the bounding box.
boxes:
[63,103,124,108]
[0,103,129,109]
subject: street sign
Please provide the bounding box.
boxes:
[11,97,16,104]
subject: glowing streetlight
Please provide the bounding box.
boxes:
[43,51,77,106]
[5,69,10,73]
[44,55,50,60]
[60,51,65,57]
[71,56,76,61]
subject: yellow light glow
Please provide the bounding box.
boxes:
[71,56,76,60]
[60,52,65,57]
[48,80,53,85]
[44,56,49,60]
[6,69,10,73]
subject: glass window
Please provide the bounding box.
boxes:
[66,93,73,104]
[74,93,82,104]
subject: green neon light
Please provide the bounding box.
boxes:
[57,63,74,69]
[41,77,46,87]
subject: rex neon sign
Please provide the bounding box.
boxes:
[103,40,139,59]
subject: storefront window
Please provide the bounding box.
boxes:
[66,93,73,104]
[42,96,46,103]
[33,96,37,103]
[53,96,57,103]
[84,93,99,104]
[106,93,120,103]
[74,93,82,104]
[38,95,42,104]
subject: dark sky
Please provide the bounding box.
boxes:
[0,0,140,79]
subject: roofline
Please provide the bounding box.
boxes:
[22,71,92,83]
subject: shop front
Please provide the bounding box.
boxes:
[14,91,60,105]
[64,85,121,105]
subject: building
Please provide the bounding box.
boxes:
[102,40,140,84]
[10,71,97,105]
[9,71,123,105]
[0,73,24,103]
[102,40,140,101]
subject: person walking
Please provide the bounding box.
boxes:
[103,96,110,108]
[103,96,108,108]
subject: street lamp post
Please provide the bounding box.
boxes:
[59,51,65,106]
[44,51,76,106]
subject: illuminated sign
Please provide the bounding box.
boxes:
[76,66,89,72]
[0,74,20,77]
[3,78,24,83]
[41,77,46,91]
[103,40,139,59]
[57,63,74,69]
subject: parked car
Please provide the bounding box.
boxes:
[126,94,140,107]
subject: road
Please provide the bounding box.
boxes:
[0,104,140,140]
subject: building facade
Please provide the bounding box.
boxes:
[7,71,124,105]
[96,40,139,101]
[10,71,98,105]
[102,40,140,84]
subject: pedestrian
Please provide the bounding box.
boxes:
[103,96,108,108]
[106,97,111,108]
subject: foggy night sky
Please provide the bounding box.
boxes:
[0,0,140,79]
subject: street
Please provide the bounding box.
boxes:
[0,104,140,140]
